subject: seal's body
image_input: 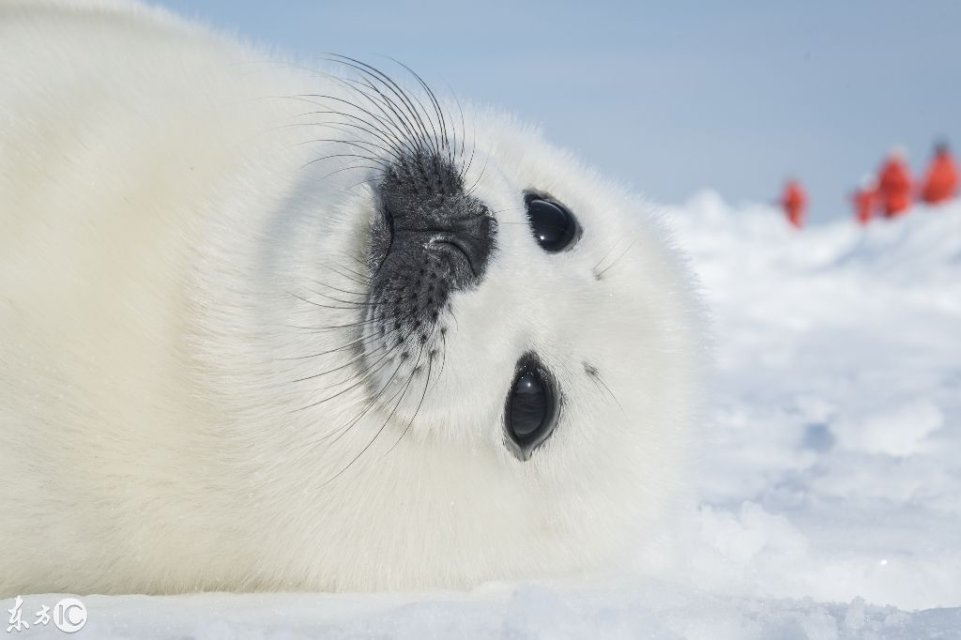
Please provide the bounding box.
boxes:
[0,0,700,595]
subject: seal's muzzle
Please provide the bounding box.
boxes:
[367,150,495,345]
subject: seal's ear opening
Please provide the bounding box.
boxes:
[504,353,559,460]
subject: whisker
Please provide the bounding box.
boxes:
[383,348,433,457]
[318,341,426,486]
[594,237,638,280]
[290,349,397,413]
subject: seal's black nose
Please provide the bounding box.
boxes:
[422,215,494,279]
[373,151,495,290]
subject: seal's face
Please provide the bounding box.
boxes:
[364,147,594,462]
[280,67,699,588]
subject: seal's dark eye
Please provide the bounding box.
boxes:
[505,355,558,460]
[524,194,580,252]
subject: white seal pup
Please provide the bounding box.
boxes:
[0,0,700,595]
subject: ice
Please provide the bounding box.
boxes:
[4,195,960,638]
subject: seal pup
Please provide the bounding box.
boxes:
[0,0,701,595]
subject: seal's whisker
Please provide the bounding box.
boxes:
[289,291,374,314]
[294,299,370,312]
[324,57,432,160]
[297,95,409,155]
[592,239,625,274]
[587,368,625,413]
[291,350,397,413]
[334,69,419,146]
[424,75,461,170]
[348,253,371,270]
[303,153,389,172]
[321,346,411,447]
[316,274,368,293]
[291,318,410,377]
[298,290,375,309]
[290,304,418,332]
[297,299,428,337]
[306,350,408,449]
[315,58,469,206]
[383,347,434,458]
[277,332,376,361]
[348,255,384,283]
[326,267,370,287]
[390,57,450,164]
[331,91,420,166]
[464,139,489,197]
[436,326,449,382]
[315,163,383,181]
[460,96,480,185]
[463,140,477,187]
[286,346,380,384]
[359,64,454,184]
[315,353,414,479]
[344,57,439,157]
[287,318,372,332]
[299,122,399,173]
[286,94,404,153]
[450,88,468,178]
[320,338,427,487]
[295,112,404,160]
[277,119,397,162]
[324,273,369,293]
[298,137,395,161]
[306,278,368,297]
[594,236,639,280]
[311,340,392,387]
[310,78,412,148]
[316,120,401,155]
[348,76,432,160]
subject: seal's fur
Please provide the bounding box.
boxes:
[0,0,701,595]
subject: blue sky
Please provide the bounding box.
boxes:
[154,1,961,222]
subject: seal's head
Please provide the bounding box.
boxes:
[236,63,701,591]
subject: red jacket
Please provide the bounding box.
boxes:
[877,158,913,217]
[920,151,958,205]
[852,188,876,225]
[781,181,807,229]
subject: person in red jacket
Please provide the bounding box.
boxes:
[876,148,913,218]
[780,179,807,229]
[851,175,877,226]
[919,142,958,205]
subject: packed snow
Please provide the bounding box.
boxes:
[4,194,960,639]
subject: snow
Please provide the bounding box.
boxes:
[4,194,960,639]
[661,192,961,613]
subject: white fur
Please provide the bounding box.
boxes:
[0,0,701,595]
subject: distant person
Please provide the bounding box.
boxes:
[851,175,877,226]
[876,148,913,218]
[780,179,807,229]
[919,142,958,206]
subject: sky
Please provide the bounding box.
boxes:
[152,0,961,222]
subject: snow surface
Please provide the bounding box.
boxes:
[4,195,960,639]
